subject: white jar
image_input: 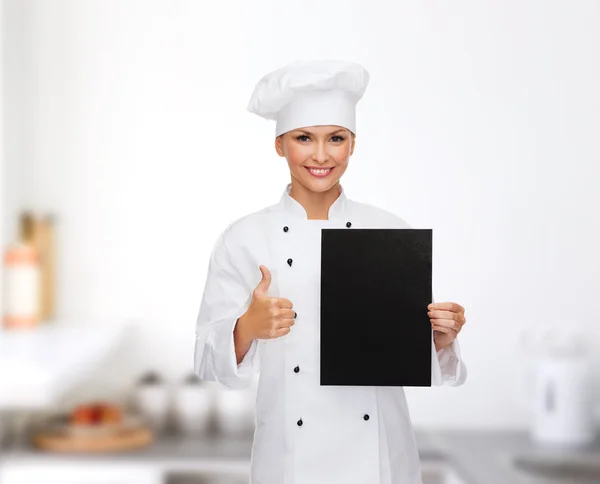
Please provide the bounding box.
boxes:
[172,373,213,436]
[134,372,171,434]
[213,375,257,437]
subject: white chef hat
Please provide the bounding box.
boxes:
[247,60,370,137]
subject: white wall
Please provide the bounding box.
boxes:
[3,0,600,430]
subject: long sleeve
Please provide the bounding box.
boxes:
[430,294,467,386]
[194,231,260,390]
[431,334,467,386]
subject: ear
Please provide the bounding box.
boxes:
[275,135,285,157]
[349,133,356,156]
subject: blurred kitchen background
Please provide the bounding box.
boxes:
[1,1,599,483]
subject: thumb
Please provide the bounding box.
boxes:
[254,265,271,296]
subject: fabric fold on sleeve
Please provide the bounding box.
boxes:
[194,232,260,390]
[431,335,467,386]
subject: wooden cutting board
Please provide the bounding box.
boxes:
[32,421,154,453]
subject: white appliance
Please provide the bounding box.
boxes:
[528,355,595,447]
[519,328,596,447]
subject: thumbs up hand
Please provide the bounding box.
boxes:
[237,265,296,341]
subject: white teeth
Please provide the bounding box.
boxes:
[308,168,331,174]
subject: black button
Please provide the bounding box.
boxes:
[293,311,297,318]
[283,226,289,232]
[346,221,352,228]
[287,258,293,266]
[363,414,370,421]
[297,419,303,426]
[294,366,300,373]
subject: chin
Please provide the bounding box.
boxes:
[300,176,340,193]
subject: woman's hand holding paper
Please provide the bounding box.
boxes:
[427,302,466,351]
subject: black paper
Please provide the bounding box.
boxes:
[320,228,432,387]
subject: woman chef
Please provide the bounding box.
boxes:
[194,60,468,484]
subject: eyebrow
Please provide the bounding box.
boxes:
[295,128,347,136]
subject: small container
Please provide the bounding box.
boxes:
[134,371,171,434]
[172,373,213,436]
[213,375,257,438]
[2,212,42,329]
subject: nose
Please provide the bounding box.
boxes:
[312,141,329,163]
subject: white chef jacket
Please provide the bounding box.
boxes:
[195,182,467,484]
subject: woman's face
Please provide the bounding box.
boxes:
[275,125,355,193]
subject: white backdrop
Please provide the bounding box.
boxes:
[2,0,599,429]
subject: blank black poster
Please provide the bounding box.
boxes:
[320,229,432,387]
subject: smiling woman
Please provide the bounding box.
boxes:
[194,60,467,484]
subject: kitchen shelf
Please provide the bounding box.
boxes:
[0,322,124,408]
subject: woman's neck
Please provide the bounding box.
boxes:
[289,180,341,220]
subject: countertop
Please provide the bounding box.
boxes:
[1,428,599,483]
[416,429,600,484]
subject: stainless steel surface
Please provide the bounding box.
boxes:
[421,461,469,484]
[165,474,246,484]
[164,463,470,484]
[425,429,600,484]
[512,454,600,481]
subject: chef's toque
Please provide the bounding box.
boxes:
[247,60,370,137]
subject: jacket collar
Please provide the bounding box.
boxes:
[279,182,348,221]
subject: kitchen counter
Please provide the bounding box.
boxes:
[417,429,600,484]
[1,428,599,483]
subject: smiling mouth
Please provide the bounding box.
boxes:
[305,167,334,177]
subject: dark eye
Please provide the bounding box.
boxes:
[332,136,345,142]
[296,135,310,142]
